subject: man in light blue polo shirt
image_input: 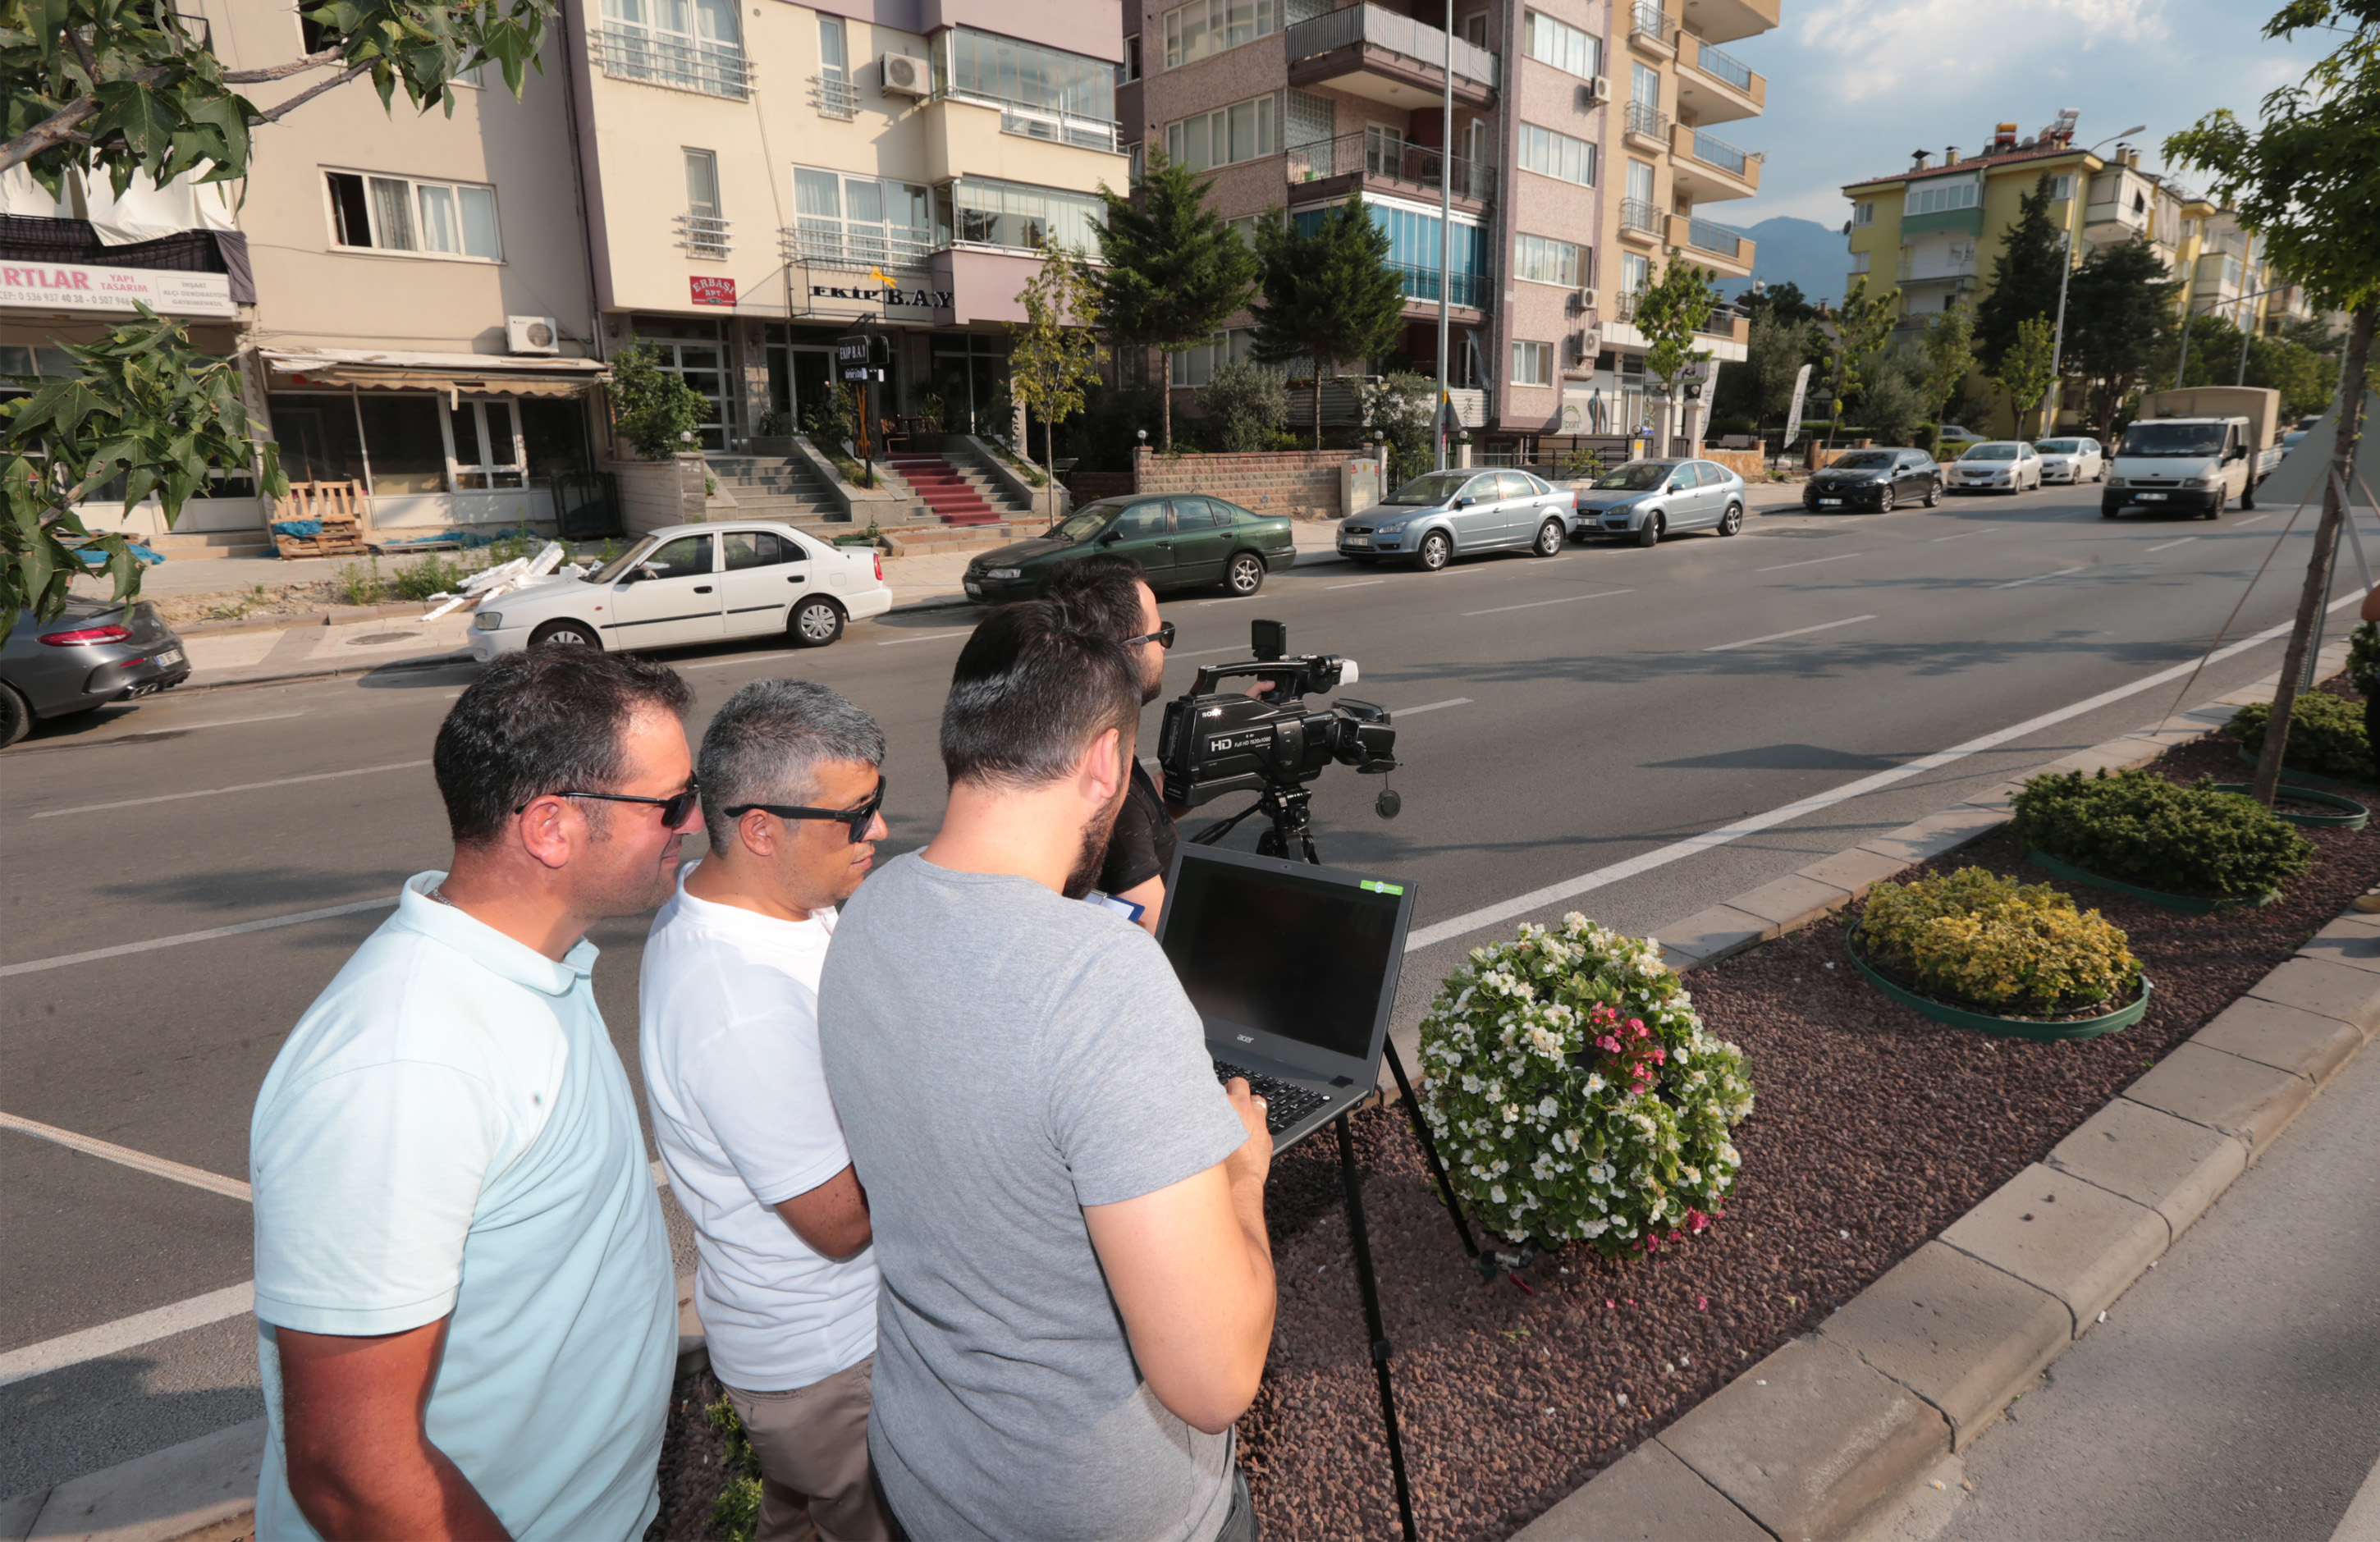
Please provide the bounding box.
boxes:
[249,647,698,1540]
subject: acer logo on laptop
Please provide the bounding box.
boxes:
[1237,1034,1254,1042]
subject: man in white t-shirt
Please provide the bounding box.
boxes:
[641,679,895,1542]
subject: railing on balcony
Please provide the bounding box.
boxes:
[1284,3,1499,90]
[675,214,732,260]
[810,72,857,118]
[780,226,936,272]
[1615,288,1643,321]
[1690,37,1753,90]
[1687,128,1748,176]
[589,27,753,98]
[1385,259,1490,309]
[1624,101,1670,141]
[1284,130,1497,204]
[1620,198,1662,236]
[1696,312,1741,339]
[1684,218,1740,259]
[1630,2,1673,44]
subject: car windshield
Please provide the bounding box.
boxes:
[1961,444,2019,461]
[2121,422,2228,455]
[586,538,657,583]
[1833,451,1894,469]
[1049,503,1124,541]
[1383,472,1474,506]
[2036,439,2082,454]
[1591,462,1674,491]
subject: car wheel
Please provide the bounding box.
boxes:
[1224,551,1266,596]
[0,683,30,748]
[1531,518,1566,557]
[1877,486,1896,515]
[1417,531,1452,571]
[789,596,846,647]
[1717,501,1744,537]
[1925,478,1943,507]
[1635,512,1665,549]
[528,620,602,650]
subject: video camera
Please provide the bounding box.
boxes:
[1157,620,1398,809]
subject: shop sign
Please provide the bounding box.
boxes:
[689,276,737,307]
[810,284,953,310]
[0,261,235,318]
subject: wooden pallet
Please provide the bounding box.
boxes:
[270,481,371,558]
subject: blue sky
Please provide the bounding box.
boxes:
[1714,0,2338,230]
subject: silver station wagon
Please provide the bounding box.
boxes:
[1337,470,1579,570]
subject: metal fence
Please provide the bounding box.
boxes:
[810,73,857,118]
[588,26,753,98]
[1284,3,1498,89]
[1684,218,1740,259]
[1688,128,1749,176]
[1619,198,1662,236]
[1385,259,1491,310]
[675,214,731,260]
[1625,101,1671,140]
[1691,38,1752,90]
[1284,130,1497,202]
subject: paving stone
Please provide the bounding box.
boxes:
[1858,808,2005,867]
[1798,847,1914,899]
[2191,996,2365,1087]
[1938,1161,2168,1326]
[1816,1240,2071,1449]
[0,1489,46,1542]
[2314,909,2380,938]
[1947,783,2021,814]
[2043,1096,2249,1237]
[1658,1335,1949,1542]
[27,1415,263,1542]
[2296,920,2380,976]
[2125,1040,2317,1153]
[1658,905,1773,964]
[1728,872,1856,932]
[2246,955,2380,1038]
[1513,1438,1769,1542]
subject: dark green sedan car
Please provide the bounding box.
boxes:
[960,493,1297,604]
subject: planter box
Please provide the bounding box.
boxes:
[1847,927,2152,1041]
[2027,848,2277,914]
[2207,781,2369,830]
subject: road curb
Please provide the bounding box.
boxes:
[1518,641,2380,1542]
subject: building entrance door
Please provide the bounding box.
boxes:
[766,345,835,431]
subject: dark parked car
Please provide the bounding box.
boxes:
[2,597,190,746]
[1803,448,1943,512]
[962,493,1296,604]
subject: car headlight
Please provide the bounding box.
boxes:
[1372,519,1408,534]
[2185,475,2215,488]
[474,612,502,630]
[986,567,1022,579]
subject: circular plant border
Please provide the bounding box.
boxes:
[2232,747,2380,799]
[2204,781,2369,830]
[2025,848,2277,914]
[1845,925,2152,1041]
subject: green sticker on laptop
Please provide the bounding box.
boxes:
[1361,880,1404,895]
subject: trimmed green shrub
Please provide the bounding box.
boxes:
[1858,867,2140,1015]
[2012,767,2314,899]
[1201,361,1288,452]
[2347,620,2378,699]
[2225,691,2377,785]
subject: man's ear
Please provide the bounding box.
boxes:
[738,808,779,858]
[515,794,580,872]
[1079,726,1129,805]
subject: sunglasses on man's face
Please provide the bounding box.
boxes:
[1121,620,1176,650]
[525,782,703,828]
[724,775,888,844]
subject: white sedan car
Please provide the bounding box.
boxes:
[1945,442,2044,495]
[468,521,892,661]
[2034,437,2106,483]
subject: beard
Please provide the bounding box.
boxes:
[1062,771,1133,899]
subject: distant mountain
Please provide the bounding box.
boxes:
[1710,216,1847,308]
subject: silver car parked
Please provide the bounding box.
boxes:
[1572,458,1748,546]
[1337,469,1577,570]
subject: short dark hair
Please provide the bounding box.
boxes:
[1039,554,1148,643]
[434,646,694,845]
[698,679,885,854]
[941,602,1142,790]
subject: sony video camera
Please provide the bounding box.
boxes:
[1156,620,1398,808]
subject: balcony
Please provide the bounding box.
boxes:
[1627,2,1675,54]
[1385,259,1490,311]
[1619,197,1664,244]
[1668,121,1759,199]
[1623,100,1671,152]
[675,214,732,260]
[1675,33,1764,122]
[1677,0,1778,43]
[1285,130,1497,212]
[1284,4,1498,112]
[1696,313,1749,345]
[588,27,753,99]
[1670,214,1753,275]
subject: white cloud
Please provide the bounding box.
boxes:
[1793,0,2170,101]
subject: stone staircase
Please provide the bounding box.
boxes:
[883,452,1039,528]
[144,528,272,561]
[703,455,843,527]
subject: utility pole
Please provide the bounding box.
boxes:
[1434,0,1453,470]
[2045,128,2142,432]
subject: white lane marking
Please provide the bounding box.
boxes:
[2144,537,2199,553]
[1327,579,1388,590]
[683,654,774,670]
[1704,615,1879,652]
[0,1110,250,1201]
[2233,515,2272,527]
[1395,698,1472,716]
[1177,645,1247,657]
[71,710,306,743]
[1197,596,1255,606]
[1930,529,1991,542]
[1462,588,1633,618]
[1403,591,2364,954]
[0,1283,256,1389]
[1756,551,1866,573]
[1992,565,2089,589]
[30,759,432,819]
[876,629,969,647]
[0,896,400,978]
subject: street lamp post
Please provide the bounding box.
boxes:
[1435,0,1453,470]
[2044,126,2144,434]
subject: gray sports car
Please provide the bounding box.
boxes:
[2,597,191,746]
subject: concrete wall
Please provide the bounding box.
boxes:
[1133,446,1352,518]
[611,455,709,534]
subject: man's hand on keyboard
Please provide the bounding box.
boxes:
[1221,1078,1275,1186]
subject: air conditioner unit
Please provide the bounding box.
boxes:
[506,315,560,355]
[1576,287,1598,312]
[1583,75,1610,105]
[880,53,929,96]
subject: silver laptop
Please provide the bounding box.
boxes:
[1156,844,1417,1152]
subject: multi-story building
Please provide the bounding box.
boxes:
[1119,0,1769,459]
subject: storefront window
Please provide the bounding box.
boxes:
[265,394,371,485]
[520,398,593,473]
[450,399,525,488]
[356,396,448,494]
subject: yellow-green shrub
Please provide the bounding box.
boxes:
[1858,867,2142,1015]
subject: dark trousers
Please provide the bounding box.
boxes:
[1214,1467,1261,1542]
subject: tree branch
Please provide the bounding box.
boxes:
[222,48,345,84]
[64,24,104,84]
[0,43,354,175]
[248,62,372,125]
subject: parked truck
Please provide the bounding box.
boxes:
[2103,386,2284,519]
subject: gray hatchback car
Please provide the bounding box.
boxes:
[1337,469,1578,570]
[2,597,191,746]
[1572,457,1748,546]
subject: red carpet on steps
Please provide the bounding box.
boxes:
[887,455,1001,525]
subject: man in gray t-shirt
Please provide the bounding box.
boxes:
[819,603,1276,1542]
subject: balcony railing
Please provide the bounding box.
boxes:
[1284,4,1499,91]
[1620,197,1662,236]
[1684,218,1740,259]
[938,90,1122,152]
[1630,2,1673,44]
[675,213,732,259]
[1687,128,1748,176]
[1624,101,1670,141]
[1284,130,1497,204]
[1691,38,1753,90]
[1615,287,1643,321]
[781,226,936,272]
[589,26,753,98]
[1385,259,1490,310]
[810,72,857,118]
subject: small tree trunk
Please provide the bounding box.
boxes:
[1046,417,1057,525]
[2252,300,2375,806]
[1311,355,1325,450]
[1161,350,1174,450]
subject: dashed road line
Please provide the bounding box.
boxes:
[30,760,432,818]
[1992,565,2089,589]
[1755,552,1866,573]
[2144,537,2199,553]
[1462,588,1633,618]
[1704,615,1879,652]
[1394,698,1472,716]
[1,896,401,977]
[875,629,971,647]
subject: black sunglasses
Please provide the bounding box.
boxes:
[1122,620,1176,650]
[724,775,887,844]
[527,782,703,828]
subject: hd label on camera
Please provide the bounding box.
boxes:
[1360,880,1404,895]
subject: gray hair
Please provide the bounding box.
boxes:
[698,679,886,854]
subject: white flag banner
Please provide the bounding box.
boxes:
[1783,363,1813,448]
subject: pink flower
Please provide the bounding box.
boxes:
[1696,1296,1709,1311]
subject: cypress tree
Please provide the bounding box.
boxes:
[1974,172,2069,375]
[2062,240,2181,438]
[1248,194,1407,448]
[1092,153,1259,451]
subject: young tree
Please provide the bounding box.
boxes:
[2167,0,2380,805]
[1092,153,1259,451]
[1821,277,1896,449]
[1994,315,2057,436]
[2062,240,2180,438]
[1009,245,1105,524]
[608,345,709,460]
[1741,280,1823,327]
[1634,251,1719,447]
[1202,361,1288,452]
[1915,306,1976,456]
[1714,310,1821,429]
[1248,196,1406,448]
[1856,356,1929,447]
[1974,172,2068,377]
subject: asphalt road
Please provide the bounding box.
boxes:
[0,481,2363,1496]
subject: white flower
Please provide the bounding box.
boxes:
[1585,1073,1606,1095]
[1537,1096,1558,1118]
[1490,1184,1506,1203]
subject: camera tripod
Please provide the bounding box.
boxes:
[1188,781,1322,864]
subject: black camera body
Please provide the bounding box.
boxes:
[1157,621,1398,807]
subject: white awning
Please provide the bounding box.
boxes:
[262,347,606,401]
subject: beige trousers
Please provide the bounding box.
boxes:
[722,1355,897,1542]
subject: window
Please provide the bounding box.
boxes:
[1851,201,1875,226]
[950,176,1106,256]
[634,320,730,449]
[1293,201,1487,306]
[1632,62,1659,107]
[448,399,524,489]
[1904,176,1980,216]
[792,168,933,266]
[680,149,727,259]
[643,533,715,579]
[2047,174,2074,200]
[1627,157,1655,203]
[1162,0,1283,68]
[597,0,748,97]
[1462,11,1487,46]
[1511,340,1553,387]
[1179,327,1258,387]
[814,16,854,117]
[724,530,800,569]
[936,26,1117,148]
[1363,123,1403,176]
[1116,501,1170,538]
[355,396,447,494]
[1621,250,1650,295]
[1226,213,1262,245]
[1518,123,1595,185]
[1121,34,1141,81]
[1514,232,1585,287]
[1848,249,1870,273]
[1165,92,1280,171]
[325,171,501,260]
[1522,10,1596,75]
[1174,496,1228,529]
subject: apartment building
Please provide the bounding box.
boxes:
[1120,0,1768,457]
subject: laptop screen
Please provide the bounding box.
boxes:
[1160,849,1406,1061]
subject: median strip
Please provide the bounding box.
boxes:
[1704,615,1879,653]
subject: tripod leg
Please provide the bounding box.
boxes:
[1338,1115,1420,1542]
[1383,1038,1480,1262]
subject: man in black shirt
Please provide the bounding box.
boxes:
[1041,556,1178,932]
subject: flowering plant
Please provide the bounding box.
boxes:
[1418,914,1755,1257]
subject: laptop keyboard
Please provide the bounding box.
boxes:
[1213,1061,1330,1134]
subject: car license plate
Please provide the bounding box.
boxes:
[2137,492,2167,501]
[1343,536,1372,548]
[963,580,983,596]
[153,647,183,667]
[1819,497,1843,506]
